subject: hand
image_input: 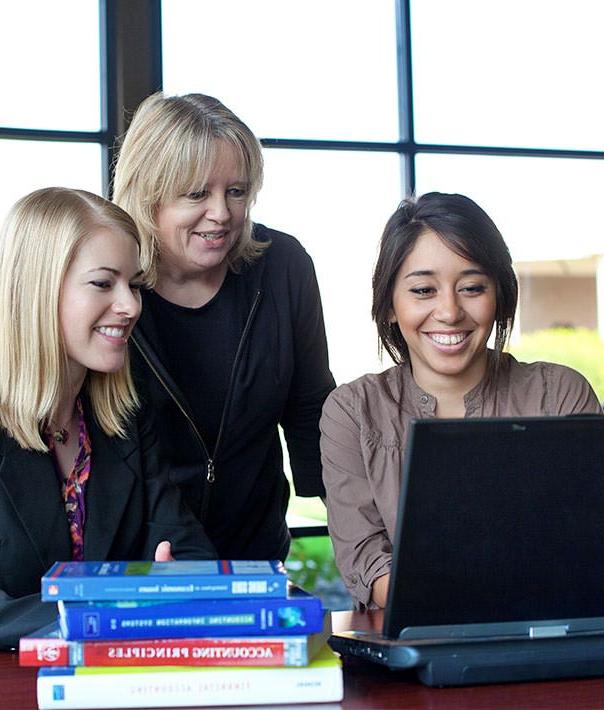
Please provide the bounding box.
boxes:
[370,573,390,608]
[154,540,174,562]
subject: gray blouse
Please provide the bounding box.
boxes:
[320,353,602,606]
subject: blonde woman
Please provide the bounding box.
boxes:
[0,187,215,648]
[113,93,335,562]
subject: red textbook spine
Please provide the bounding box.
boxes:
[21,637,295,667]
[19,638,70,666]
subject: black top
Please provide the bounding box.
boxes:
[130,225,335,561]
[144,272,244,453]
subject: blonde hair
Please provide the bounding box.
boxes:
[113,92,267,284]
[0,187,141,451]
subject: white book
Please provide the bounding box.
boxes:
[37,644,343,709]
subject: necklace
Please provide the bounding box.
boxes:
[51,426,70,445]
[47,416,72,445]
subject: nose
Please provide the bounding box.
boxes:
[433,289,464,324]
[112,286,141,321]
[205,192,230,223]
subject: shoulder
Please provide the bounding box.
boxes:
[503,352,589,388]
[500,353,601,414]
[252,224,314,269]
[0,426,17,456]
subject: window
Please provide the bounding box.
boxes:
[411,0,604,150]
[0,1,105,221]
[162,0,399,142]
[410,0,604,391]
[162,0,402,382]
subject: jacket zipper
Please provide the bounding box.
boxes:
[210,289,263,476]
[132,289,263,511]
[131,338,211,466]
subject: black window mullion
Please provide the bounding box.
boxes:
[99,0,117,198]
[396,0,415,196]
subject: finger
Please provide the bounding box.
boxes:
[154,540,173,562]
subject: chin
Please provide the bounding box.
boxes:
[89,359,126,375]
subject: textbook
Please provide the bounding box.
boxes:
[42,560,287,602]
[57,586,324,640]
[36,644,343,708]
[21,613,330,667]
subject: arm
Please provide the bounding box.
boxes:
[0,445,70,648]
[280,246,336,498]
[0,592,57,650]
[320,387,392,607]
[371,573,391,608]
[137,410,217,561]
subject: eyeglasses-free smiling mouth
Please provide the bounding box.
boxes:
[95,326,127,339]
[426,332,470,346]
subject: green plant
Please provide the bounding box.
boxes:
[285,535,351,609]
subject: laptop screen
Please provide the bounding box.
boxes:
[383,415,604,640]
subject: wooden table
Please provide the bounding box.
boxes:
[4,609,604,709]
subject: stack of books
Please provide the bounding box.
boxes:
[21,560,343,709]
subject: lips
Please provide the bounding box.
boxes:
[192,231,226,241]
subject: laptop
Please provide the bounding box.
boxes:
[329,415,604,686]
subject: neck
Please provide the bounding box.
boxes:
[53,367,86,426]
[411,351,490,417]
[52,395,78,432]
[155,262,229,308]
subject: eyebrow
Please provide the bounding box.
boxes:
[86,267,144,278]
[403,268,486,279]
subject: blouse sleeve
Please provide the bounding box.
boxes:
[546,364,602,415]
[320,385,392,606]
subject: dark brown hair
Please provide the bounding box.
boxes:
[372,192,518,370]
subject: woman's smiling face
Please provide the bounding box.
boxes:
[391,229,497,393]
[155,139,249,282]
[59,226,143,387]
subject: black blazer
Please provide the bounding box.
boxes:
[0,403,216,649]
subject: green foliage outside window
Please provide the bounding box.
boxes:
[510,328,604,401]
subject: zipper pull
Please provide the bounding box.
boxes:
[206,459,215,483]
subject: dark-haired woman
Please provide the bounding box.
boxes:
[320,192,602,609]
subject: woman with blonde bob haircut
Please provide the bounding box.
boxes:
[0,187,139,449]
[113,92,266,283]
[113,93,334,563]
[0,187,215,649]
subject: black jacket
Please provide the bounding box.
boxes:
[130,226,335,561]
[0,402,216,649]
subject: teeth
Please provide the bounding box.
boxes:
[430,332,467,345]
[97,326,125,338]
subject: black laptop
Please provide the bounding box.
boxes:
[329,415,604,686]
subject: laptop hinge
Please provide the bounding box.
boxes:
[529,624,569,639]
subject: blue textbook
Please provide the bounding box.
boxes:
[42,560,287,602]
[57,587,324,640]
